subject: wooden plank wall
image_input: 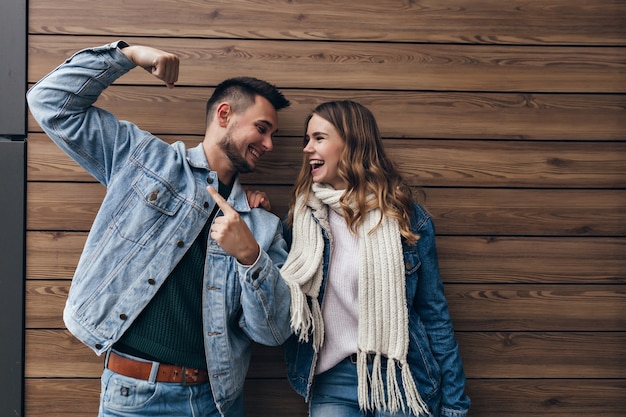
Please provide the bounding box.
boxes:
[26,1,625,416]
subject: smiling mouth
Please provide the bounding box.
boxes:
[249,146,261,160]
[310,159,324,173]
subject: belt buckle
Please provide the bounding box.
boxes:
[181,366,201,386]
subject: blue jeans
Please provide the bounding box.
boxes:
[99,351,244,417]
[310,357,435,417]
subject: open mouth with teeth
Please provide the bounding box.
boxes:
[249,146,261,161]
[310,159,324,174]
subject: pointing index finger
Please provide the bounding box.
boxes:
[206,186,235,214]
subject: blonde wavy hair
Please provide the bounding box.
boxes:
[288,100,419,244]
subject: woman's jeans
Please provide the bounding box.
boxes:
[98,351,244,417]
[310,357,435,417]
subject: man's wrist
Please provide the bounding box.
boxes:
[238,244,261,269]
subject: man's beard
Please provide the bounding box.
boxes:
[218,131,254,174]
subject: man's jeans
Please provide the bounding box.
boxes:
[98,351,244,417]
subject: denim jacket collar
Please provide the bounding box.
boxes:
[187,142,251,213]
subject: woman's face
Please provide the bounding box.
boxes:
[303,114,347,190]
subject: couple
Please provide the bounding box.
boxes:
[27,42,470,417]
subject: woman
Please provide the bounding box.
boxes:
[280,101,470,417]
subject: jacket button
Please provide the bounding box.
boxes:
[206,177,214,184]
[405,262,412,270]
[251,270,260,280]
[148,278,156,285]
[203,201,209,208]
[95,343,103,350]
[149,190,159,201]
[176,240,184,247]
[119,313,128,320]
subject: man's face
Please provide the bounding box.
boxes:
[218,96,278,174]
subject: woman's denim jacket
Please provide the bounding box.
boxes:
[26,42,292,415]
[283,203,470,417]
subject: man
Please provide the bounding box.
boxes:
[27,41,292,417]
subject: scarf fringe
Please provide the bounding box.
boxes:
[285,278,325,350]
[357,353,369,411]
[401,359,430,416]
[286,280,312,343]
[386,358,402,413]
[357,352,429,416]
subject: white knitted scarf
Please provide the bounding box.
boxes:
[281,183,428,415]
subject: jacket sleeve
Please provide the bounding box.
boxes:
[26,41,146,186]
[412,207,471,416]
[236,218,292,346]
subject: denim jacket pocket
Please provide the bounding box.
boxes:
[111,173,183,245]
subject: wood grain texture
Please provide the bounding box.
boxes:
[26,280,626,331]
[436,236,626,284]
[465,379,626,416]
[28,0,626,45]
[27,182,626,235]
[28,36,626,92]
[26,232,626,284]
[25,330,626,379]
[26,231,86,279]
[29,133,626,188]
[28,87,626,140]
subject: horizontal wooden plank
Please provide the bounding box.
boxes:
[27,182,626,236]
[422,188,626,236]
[27,133,200,182]
[465,379,626,416]
[26,330,626,379]
[27,182,105,231]
[25,330,103,378]
[28,0,626,45]
[28,36,626,92]
[24,377,626,417]
[27,280,625,331]
[26,231,86,279]
[458,332,626,379]
[28,133,626,188]
[445,284,626,331]
[27,232,626,284]
[26,280,69,328]
[28,88,626,140]
[25,379,100,417]
[437,237,626,284]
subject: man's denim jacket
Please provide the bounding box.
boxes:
[27,42,292,415]
[283,203,471,417]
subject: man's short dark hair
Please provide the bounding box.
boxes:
[206,76,290,120]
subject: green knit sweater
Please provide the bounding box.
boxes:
[114,181,232,369]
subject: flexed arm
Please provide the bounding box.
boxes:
[121,45,179,89]
[27,42,179,185]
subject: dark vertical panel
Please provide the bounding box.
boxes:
[0,0,27,415]
[0,139,26,417]
[0,0,27,136]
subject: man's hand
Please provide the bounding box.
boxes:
[207,186,260,266]
[122,45,179,88]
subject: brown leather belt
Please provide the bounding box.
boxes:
[107,351,209,385]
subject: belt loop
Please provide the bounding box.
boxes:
[104,349,112,368]
[148,360,160,383]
